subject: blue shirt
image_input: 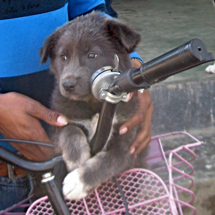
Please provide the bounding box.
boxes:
[0,0,105,78]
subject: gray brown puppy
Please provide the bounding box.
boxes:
[40,11,148,200]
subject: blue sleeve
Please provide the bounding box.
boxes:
[68,0,105,20]
[130,51,144,64]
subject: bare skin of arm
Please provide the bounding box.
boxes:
[0,92,68,161]
[119,59,154,155]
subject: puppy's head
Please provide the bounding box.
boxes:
[40,12,141,101]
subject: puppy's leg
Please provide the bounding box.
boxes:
[56,125,91,171]
[62,132,135,200]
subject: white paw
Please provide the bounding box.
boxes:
[62,168,88,200]
[205,63,215,74]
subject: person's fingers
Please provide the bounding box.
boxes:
[9,120,54,161]
[10,141,52,161]
[130,102,153,155]
[119,90,151,135]
[130,129,151,155]
[22,118,54,160]
[26,99,68,126]
[0,93,55,160]
[119,112,144,135]
[123,93,134,102]
[10,138,52,161]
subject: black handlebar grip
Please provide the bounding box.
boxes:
[114,38,214,93]
[136,38,214,85]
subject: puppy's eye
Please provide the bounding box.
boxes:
[88,53,98,59]
[61,55,67,61]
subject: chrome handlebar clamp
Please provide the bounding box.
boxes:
[91,66,128,104]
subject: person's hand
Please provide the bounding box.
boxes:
[119,58,154,155]
[119,89,153,155]
[0,92,68,161]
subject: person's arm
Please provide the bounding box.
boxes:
[0,92,68,161]
[119,58,154,155]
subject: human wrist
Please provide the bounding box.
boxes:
[131,58,143,68]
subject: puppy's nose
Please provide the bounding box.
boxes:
[63,80,76,91]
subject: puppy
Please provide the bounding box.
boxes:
[40,12,148,200]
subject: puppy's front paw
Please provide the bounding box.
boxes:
[62,168,88,200]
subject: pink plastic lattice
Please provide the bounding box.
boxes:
[22,132,203,215]
[27,169,172,215]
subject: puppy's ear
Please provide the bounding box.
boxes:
[40,35,52,64]
[40,33,57,64]
[40,29,62,64]
[104,19,141,53]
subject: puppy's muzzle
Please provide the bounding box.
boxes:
[62,79,76,92]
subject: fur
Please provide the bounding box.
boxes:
[40,11,148,200]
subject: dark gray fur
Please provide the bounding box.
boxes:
[40,12,148,198]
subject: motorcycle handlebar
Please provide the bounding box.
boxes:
[110,38,214,93]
